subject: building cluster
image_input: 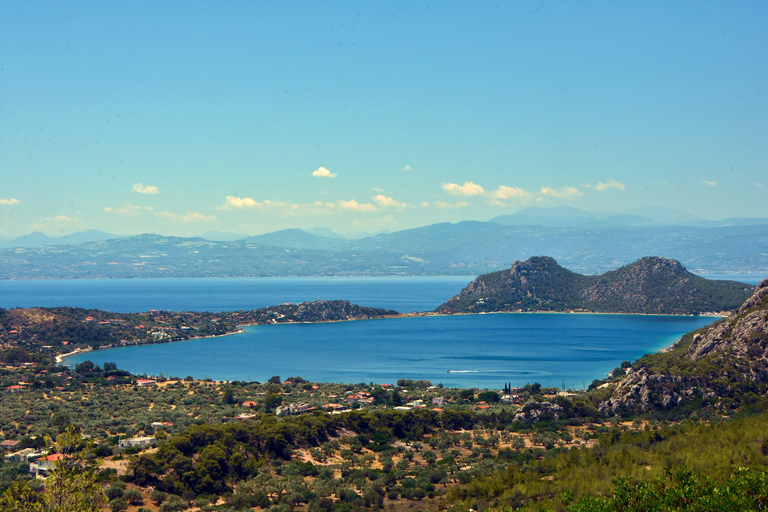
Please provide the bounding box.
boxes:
[345,391,375,405]
[276,402,312,416]
[2,442,77,479]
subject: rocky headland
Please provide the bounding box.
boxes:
[436,256,754,315]
[600,278,768,414]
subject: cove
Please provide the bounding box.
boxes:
[63,312,716,389]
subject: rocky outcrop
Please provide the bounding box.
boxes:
[285,300,398,322]
[688,280,768,361]
[600,279,768,414]
[437,256,753,315]
[513,401,565,422]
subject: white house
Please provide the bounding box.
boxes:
[119,436,157,449]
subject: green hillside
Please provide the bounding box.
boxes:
[437,256,753,315]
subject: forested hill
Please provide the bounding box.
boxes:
[0,300,399,358]
[601,278,768,414]
[436,256,754,315]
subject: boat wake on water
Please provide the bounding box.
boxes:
[447,369,550,376]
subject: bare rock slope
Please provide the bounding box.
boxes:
[601,279,768,414]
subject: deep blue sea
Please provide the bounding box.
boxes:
[0,276,474,314]
[1,275,760,389]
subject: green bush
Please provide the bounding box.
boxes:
[109,497,128,512]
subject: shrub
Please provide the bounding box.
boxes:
[123,488,144,505]
[150,489,168,504]
[109,498,129,512]
[105,484,125,501]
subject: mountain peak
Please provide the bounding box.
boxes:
[438,256,753,315]
[621,256,687,276]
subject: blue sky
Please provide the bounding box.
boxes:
[1,1,766,237]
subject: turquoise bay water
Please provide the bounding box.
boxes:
[0,276,733,389]
[64,312,715,389]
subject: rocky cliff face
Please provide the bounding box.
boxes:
[437,256,753,315]
[688,280,768,361]
[600,279,768,414]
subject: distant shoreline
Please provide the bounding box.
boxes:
[57,328,246,365]
[425,309,729,319]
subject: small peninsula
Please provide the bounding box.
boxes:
[0,300,399,359]
[436,256,754,315]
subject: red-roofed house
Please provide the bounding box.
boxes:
[30,453,71,477]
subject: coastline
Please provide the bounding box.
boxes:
[56,328,246,365]
[56,347,92,364]
[60,309,726,360]
[424,309,729,319]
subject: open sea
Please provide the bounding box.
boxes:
[2,274,764,389]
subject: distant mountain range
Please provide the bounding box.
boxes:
[436,256,754,315]
[1,207,766,278]
[489,206,768,229]
[0,229,122,249]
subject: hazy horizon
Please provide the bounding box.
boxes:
[4,204,768,241]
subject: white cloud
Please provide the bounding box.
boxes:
[0,198,20,205]
[755,182,764,189]
[132,183,159,194]
[421,201,431,207]
[32,214,82,230]
[218,196,292,210]
[311,166,337,178]
[442,181,486,196]
[403,165,416,172]
[220,196,258,209]
[219,196,386,215]
[104,203,155,215]
[491,186,534,202]
[337,199,377,212]
[156,210,216,222]
[540,186,582,199]
[434,200,469,209]
[595,180,626,191]
[703,180,717,187]
[373,194,407,210]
